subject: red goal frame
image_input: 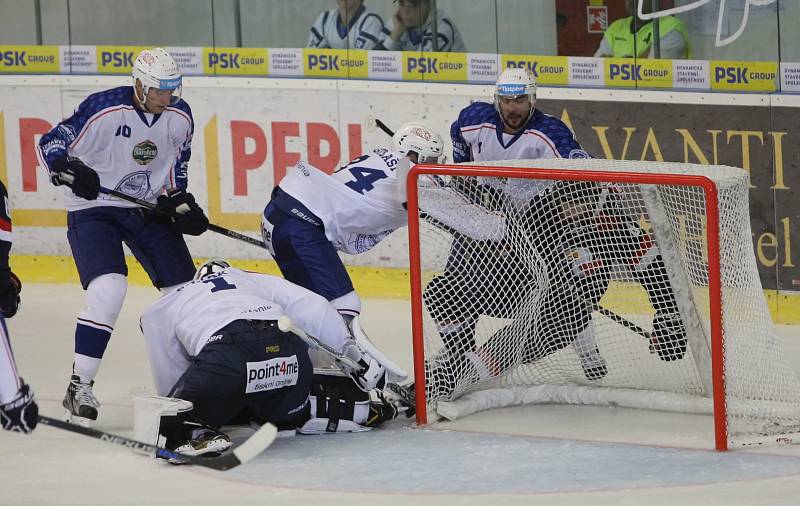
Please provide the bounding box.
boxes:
[405,164,728,450]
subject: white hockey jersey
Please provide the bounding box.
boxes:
[307,4,385,49]
[380,8,465,52]
[278,149,410,254]
[450,101,591,207]
[276,148,507,251]
[37,86,194,211]
[139,267,351,395]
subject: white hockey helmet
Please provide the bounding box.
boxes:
[494,67,537,123]
[194,259,231,281]
[392,122,445,164]
[132,47,183,108]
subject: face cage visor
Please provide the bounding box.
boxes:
[142,75,183,106]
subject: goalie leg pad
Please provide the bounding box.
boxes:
[132,395,193,448]
[298,371,398,434]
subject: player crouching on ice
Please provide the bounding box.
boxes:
[137,260,407,459]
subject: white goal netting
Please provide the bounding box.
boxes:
[410,158,800,449]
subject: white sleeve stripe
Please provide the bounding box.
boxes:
[526,129,559,157]
[71,105,133,149]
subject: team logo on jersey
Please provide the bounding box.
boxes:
[132,140,158,165]
[567,149,590,159]
[114,171,152,199]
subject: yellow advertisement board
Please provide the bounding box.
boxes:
[401,51,468,81]
[604,58,674,88]
[96,46,148,74]
[203,47,269,76]
[710,60,778,92]
[303,49,368,79]
[0,45,59,73]
[499,55,569,85]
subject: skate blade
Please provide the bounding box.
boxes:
[63,410,94,428]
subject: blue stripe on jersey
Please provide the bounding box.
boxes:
[360,12,384,30]
[168,99,194,190]
[337,3,366,38]
[450,102,497,162]
[529,110,586,158]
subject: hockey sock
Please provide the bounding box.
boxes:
[73,273,127,381]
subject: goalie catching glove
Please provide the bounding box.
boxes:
[51,157,100,201]
[156,189,209,236]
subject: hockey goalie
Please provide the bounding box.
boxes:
[420,176,687,403]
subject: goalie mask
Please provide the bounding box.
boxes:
[392,123,446,164]
[194,259,231,281]
[494,67,537,130]
[132,48,183,110]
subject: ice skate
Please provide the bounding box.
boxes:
[62,374,100,426]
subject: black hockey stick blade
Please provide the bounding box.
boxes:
[38,415,277,471]
[374,118,395,137]
[596,306,652,341]
[95,186,268,251]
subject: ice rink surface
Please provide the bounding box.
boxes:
[4,283,800,506]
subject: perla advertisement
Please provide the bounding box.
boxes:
[0,76,798,317]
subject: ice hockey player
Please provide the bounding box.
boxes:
[0,181,37,434]
[423,68,687,398]
[261,122,446,329]
[137,260,406,456]
[433,67,607,382]
[424,179,688,400]
[37,47,208,425]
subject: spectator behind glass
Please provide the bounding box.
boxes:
[377,0,465,52]
[595,0,690,59]
[307,0,385,49]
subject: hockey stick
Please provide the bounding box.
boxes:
[98,187,268,250]
[37,415,277,471]
[277,316,363,372]
[374,118,395,137]
[57,173,267,250]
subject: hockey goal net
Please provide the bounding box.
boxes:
[406,158,800,450]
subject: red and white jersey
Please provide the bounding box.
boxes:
[278,149,410,254]
[140,267,351,395]
[38,86,194,211]
[0,180,17,404]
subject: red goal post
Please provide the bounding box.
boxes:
[406,158,800,451]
